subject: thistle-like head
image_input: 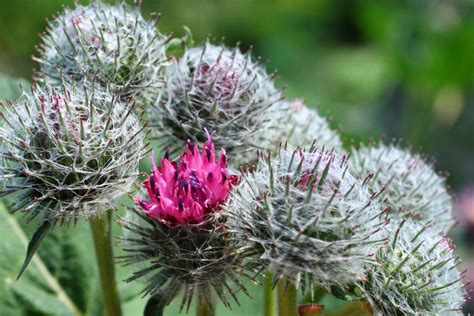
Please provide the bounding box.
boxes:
[0,82,147,224]
[351,144,455,233]
[35,1,168,100]
[136,131,238,225]
[226,146,387,292]
[119,137,251,311]
[359,221,466,315]
[149,41,283,166]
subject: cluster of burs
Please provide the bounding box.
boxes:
[0,1,466,315]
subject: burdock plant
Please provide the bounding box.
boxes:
[351,143,455,232]
[149,41,283,166]
[120,134,254,315]
[226,145,388,315]
[0,81,147,315]
[34,0,168,101]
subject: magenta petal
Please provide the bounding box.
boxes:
[136,134,236,225]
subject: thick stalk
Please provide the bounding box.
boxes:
[263,273,276,316]
[90,211,122,316]
[196,293,215,316]
[277,278,298,316]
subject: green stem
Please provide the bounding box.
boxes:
[263,273,276,316]
[277,278,298,316]
[196,292,215,316]
[90,211,122,316]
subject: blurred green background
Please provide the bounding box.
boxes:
[0,0,473,315]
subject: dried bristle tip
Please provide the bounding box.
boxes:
[35,0,168,101]
[361,221,466,315]
[226,147,387,293]
[0,82,147,224]
[149,41,283,167]
[351,144,455,233]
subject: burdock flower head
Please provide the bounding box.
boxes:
[272,98,343,151]
[0,81,147,276]
[120,135,251,312]
[227,145,387,293]
[351,144,455,233]
[149,41,283,166]
[358,221,466,315]
[136,130,238,224]
[34,1,168,100]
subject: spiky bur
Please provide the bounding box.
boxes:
[351,144,455,233]
[226,146,388,295]
[0,83,147,222]
[0,82,147,277]
[34,1,168,101]
[119,136,254,312]
[148,41,283,167]
[271,98,343,151]
[357,221,466,315]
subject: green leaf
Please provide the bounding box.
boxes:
[0,199,144,316]
[0,73,28,101]
[16,220,53,280]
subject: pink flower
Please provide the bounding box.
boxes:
[136,132,238,225]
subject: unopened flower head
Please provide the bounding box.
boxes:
[226,146,387,292]
[120,137,252,310]
[359,221,466,315]
[136,131,238,225]
[150,41,282,166]
[351,144,455,232]
[272,98,343,151]
[35,1,168,100]
[0,82,147,224]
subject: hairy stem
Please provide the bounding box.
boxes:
[277,278,298,316]
[263,273,276,316]
[196,293,215,316]
[90,211,122,316]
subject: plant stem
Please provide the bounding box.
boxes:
[196,293,215,316]
[90,211,122,316]
[263,273,276,316]
[277,278,297,316]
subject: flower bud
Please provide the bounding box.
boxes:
[35,1,167,100]
[351,144,455,232]
[0,82,147,224]
[226,146,387,293]
[149,41,283,167]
